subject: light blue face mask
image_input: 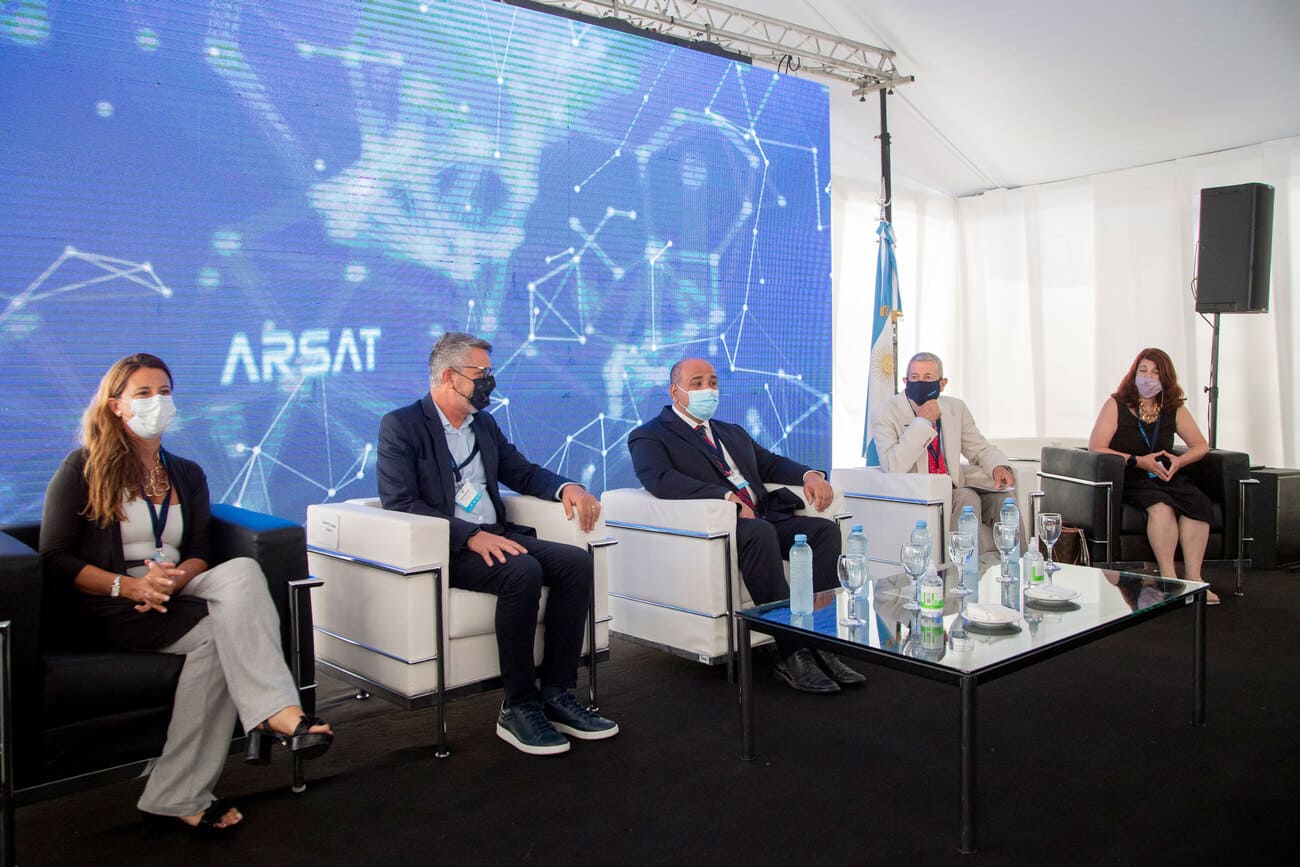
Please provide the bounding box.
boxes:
[682,387,720,421]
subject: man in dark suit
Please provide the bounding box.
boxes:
[377,332,618,755]
[628,357,864,694]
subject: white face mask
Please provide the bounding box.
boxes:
[125,394,176,439]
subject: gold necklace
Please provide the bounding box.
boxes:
[143,457,170,498]
[1137,400,1160,424]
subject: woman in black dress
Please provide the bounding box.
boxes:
[1087,348,1217,603]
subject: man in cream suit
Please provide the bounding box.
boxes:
[870,351,1014,557]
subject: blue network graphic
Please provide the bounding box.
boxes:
[0,0,832,523]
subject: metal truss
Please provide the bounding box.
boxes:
[520,0,913,94]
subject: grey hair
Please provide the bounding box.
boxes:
[907,351,944,379]
[428,331,492,384]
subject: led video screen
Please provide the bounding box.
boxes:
[0,0,831,523]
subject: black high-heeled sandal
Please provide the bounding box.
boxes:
[245,714,333,765]
[141,799,241,835]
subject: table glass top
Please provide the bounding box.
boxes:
[738,562,1206,675]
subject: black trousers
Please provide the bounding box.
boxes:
[448,530,593,705]
[736,513,841,655]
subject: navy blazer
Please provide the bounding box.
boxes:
[628,406,818,518]
[376,394,572,552]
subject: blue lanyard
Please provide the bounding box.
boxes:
[141,452,171,561]
[449,441,480,483]
[1137,415,1161,479]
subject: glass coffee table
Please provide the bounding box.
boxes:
[735,562,1209,854]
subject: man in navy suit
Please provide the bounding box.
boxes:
[377,332,618,755]
[628,357,864,694]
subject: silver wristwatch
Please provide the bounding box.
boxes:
[110,574,123,598]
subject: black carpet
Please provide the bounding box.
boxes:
[15,565,1299,865]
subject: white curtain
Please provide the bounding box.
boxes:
[833,136,1299,469]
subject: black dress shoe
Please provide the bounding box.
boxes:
[814,650,866,686]
[773,648,840,694]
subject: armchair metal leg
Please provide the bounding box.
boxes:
[584,538,619,710]
[287,578,322,793]
[1236,478,1259,597]
[1,621,15,867]
[287,578,323,714]
[585,560,598,710]
[723,536,736,685]
[432,566,449,759]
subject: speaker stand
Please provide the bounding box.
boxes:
[1205,312,1221,448]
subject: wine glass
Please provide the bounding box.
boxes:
[1038,512,1063,582]
[993,521,1018,583]
[837,554,869,627]
[900,543,928,613]
[946,530,976,612]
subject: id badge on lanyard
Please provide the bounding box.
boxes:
[455,479,483,512]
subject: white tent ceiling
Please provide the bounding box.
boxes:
[734,0,1300,197]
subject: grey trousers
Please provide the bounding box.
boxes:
[136,556,300,816]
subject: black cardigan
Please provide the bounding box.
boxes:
[39,447,210,650]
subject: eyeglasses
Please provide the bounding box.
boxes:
[457,365,495,379]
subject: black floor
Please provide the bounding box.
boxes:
[14,565,1299,865]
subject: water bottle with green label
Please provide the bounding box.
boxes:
[1024,536,1046,586]
[919,566,945,616]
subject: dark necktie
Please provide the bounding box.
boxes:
[695,424,755,510]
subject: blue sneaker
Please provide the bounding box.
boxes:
[496,701,570,756]
[542,691,619,740]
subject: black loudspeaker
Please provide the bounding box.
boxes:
[1195,182,1274,313]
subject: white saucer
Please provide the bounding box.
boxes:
[963,603,1019,625]
[1025,584,1080,603]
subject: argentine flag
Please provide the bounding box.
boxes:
[862,219,902,464]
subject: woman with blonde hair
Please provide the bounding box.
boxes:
[40,353,333,833]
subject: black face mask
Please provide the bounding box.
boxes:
[454,370,496,411]
[905,379,941,406]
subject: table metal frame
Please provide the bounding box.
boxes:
[736,581,1207,855]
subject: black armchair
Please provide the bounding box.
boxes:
[1038,445,1253,573]
[0,504,320,865]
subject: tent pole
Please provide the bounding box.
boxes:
[879,89,892,223]
[879,89,898,392]
[1206,313,1221,448]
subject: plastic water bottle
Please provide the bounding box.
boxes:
[958,505,979,586]
[1000,497,1021,584]
[789,533,814,615]
[910,519,932,567]
[846,524,869,561]
[1024,535,1046,587]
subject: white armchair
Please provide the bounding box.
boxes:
[831,467,952,569]
[305,494,612,756]
[599,484,847,679]
[832,439,1088,568]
